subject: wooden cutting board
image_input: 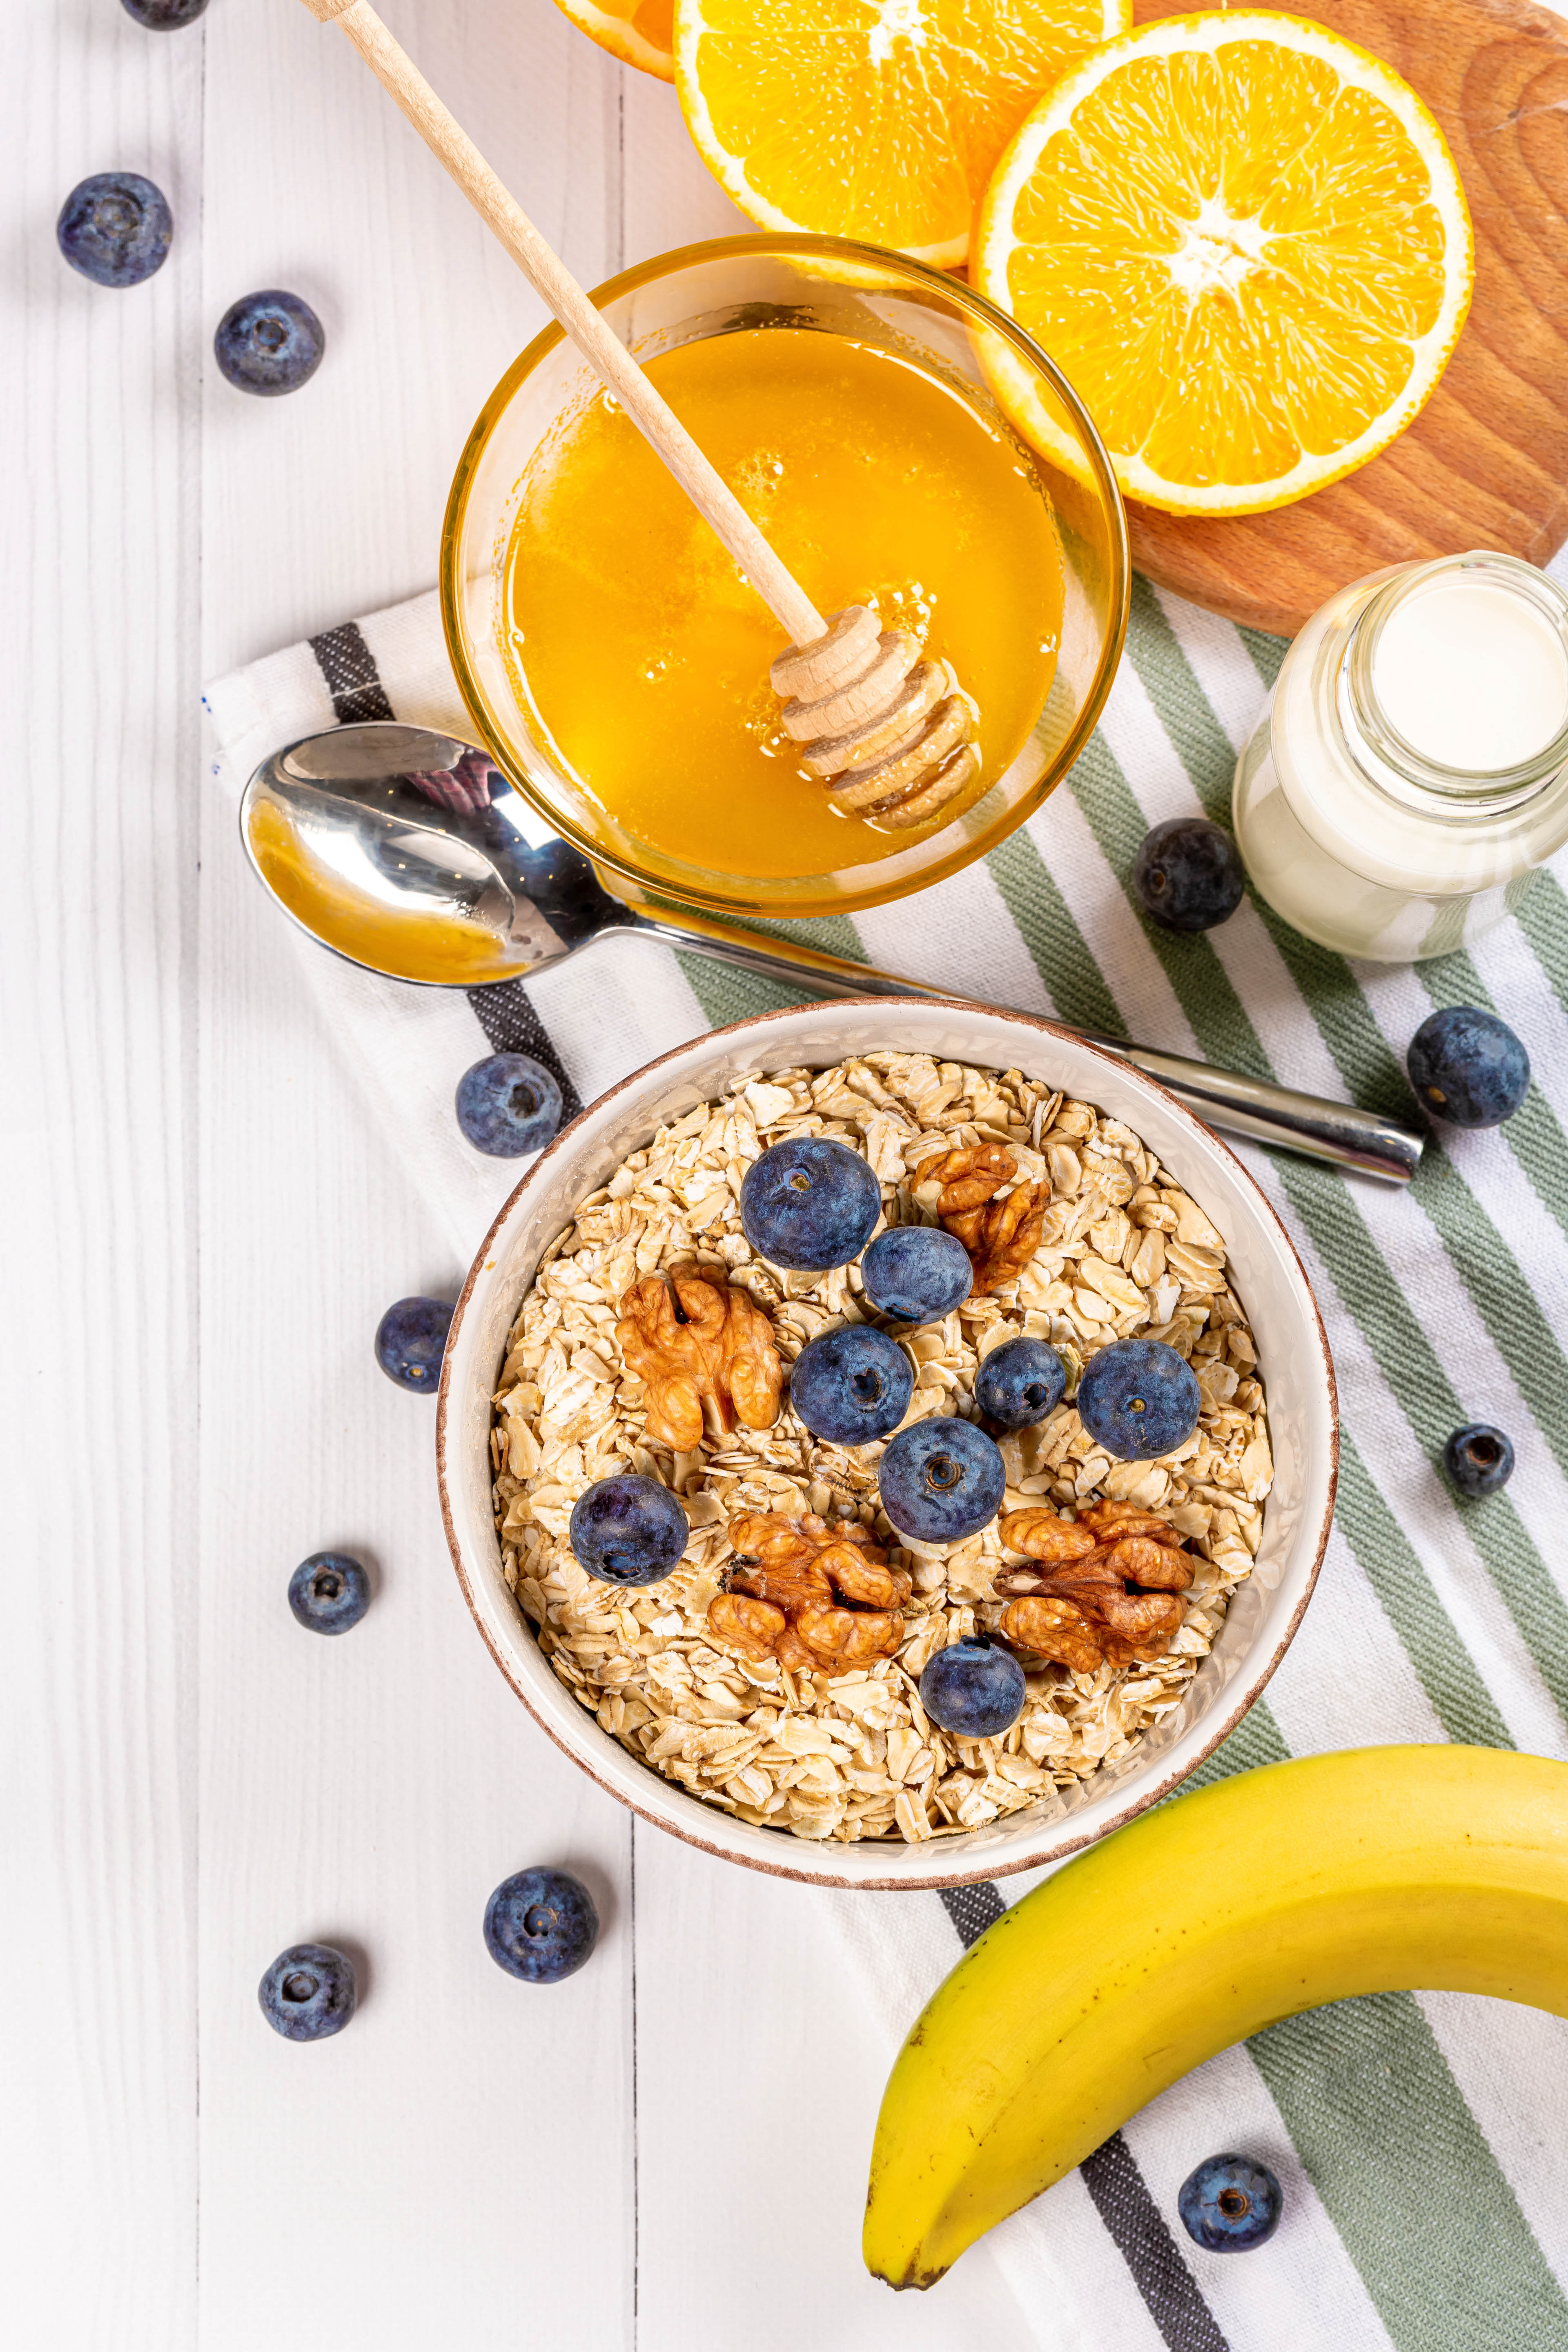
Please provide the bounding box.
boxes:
[1126,0,1568,635]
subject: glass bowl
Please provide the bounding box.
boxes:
[441,234,1128,921]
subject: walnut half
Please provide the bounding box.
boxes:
[927,1145,1049,1293]
[709,1510,912,1672]
[996,1505,1193,1671]
[617,1268,782,1451]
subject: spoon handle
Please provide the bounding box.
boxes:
[299,0,825,646]
[615,910,1423,1183]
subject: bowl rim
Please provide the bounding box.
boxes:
[434,996,1338,1890]
[437,230,1131,921]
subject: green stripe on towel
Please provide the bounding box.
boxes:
[1250,1993,1568,2352]
[1116,590,1568,1729]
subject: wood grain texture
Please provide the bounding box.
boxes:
[1129,0,1568,635]
[2,3,203,2342]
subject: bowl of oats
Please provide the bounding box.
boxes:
[436,1000,1336,1888]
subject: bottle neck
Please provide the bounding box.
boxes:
[1330,552,1568,824]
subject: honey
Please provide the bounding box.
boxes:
[245,799,517,985]
[499,329,1065,881]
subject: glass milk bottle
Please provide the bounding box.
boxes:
[1232,551,1568,960]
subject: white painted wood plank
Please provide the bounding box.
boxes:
[202,0,623,675]
[618,70,750,270]
[2,3,202,2342]
[199,4,638,2344]
[194,813,637,2347]
[634,1835,1032,2350]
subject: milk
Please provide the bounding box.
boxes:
[1232,553,1568,961]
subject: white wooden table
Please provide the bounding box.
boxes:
[6,3,1035,2343]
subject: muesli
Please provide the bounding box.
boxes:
[489,1055,1272,1844]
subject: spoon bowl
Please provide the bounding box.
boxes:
[239,722,629,986]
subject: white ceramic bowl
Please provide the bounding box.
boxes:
[436,1000,1337,1889]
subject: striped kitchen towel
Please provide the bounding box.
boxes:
[203,575,1568,2352]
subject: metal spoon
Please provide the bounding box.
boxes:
[240,720,1424,1183]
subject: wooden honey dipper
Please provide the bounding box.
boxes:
[300,0,980,831]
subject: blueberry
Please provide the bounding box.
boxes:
[1407,1005,1530,1129]
[790,1325,913,1445]
[879,1417,1006,1543]
[288,1550,370,1635]
[740,1136,881,1272]
[1133,817,1245,932]
[484,1867,598,1984]
[1077,1339,1200,1461]
[1178,2153,1283,2253]
[214,289,325,396]
[974,1335,1066,1431]
[860,1225,973,1323]
[374,1295,453,1392]
[919,1635,1026,1738]
[258,1942,357,2041]
[455,1052,563,1158]
[57,172,172,289]
[120,0,208,23]
[1444,1422,1514,1499]
[569,1474,688,1587]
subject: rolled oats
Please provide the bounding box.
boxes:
[490,1057,1272,1844]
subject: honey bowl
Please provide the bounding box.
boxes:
[440,235,1128,922]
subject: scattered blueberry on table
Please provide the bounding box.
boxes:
[258,1942,357,2041]
[1077,1338,1200,1461]
[1444,1421,1515,1499]
[374,1294,454,1391]
[288,1550,370,1634]
[879,1418,1005,1543]
[1178,2153,1283,2252]
[860,1224,972,1322]
[455,1051,562,1158]
[569,1473,688,1586]
[484,1867,599,1984]
[1133,817,1245,933]
[919,1635,1026,1738]
[789,1325,913,1445]
[214,289,325,396]
[974,1334,1066,1431]
[120,0,208,23]
[1406,1004,1530,1129]
[740,1134,881,1271]
[57,171,172,288]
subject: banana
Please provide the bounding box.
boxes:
[863,1745,1568,2290]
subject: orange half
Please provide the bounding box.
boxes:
[676,0,1131,268]
[552,0,674,82]
[975,11,1473,514]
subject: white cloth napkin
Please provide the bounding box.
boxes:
[204,586,1568,2352]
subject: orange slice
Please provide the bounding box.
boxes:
[552,0,674,82]
[975,11,1474,514]
[675,0,1130,269]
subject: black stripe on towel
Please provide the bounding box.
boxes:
[468,982,584,1123]
[939,1882,1230,2352]
[308,621,396,724]
[939,1881,1008,1947]
[1079,2137,1232,2352]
